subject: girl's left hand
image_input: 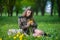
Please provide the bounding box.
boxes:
[27,19,34,25]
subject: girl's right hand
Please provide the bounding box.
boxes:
[23,21,31,28]
[26,20,33,27]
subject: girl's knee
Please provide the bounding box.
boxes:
[34,29,44,35]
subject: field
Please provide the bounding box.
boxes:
[0,15,60,40]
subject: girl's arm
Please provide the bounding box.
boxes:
[18,17,30,29]
[30,18,37,28]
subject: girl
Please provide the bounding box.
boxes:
[18,8,49,37]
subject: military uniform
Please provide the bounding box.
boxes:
[18,16,37,35]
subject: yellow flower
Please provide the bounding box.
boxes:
[21,34,24,36]
[17,32,21,35]
[30,20,33,23]
[20,38,22,40]
[16,34,19,37]
[13,36,16,39]
[19,34,24,40]
[0,38,2,40]
[19,36,22,40]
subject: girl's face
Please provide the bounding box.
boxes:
[26,10,32,17]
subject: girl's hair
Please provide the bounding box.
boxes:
[22,8,34,18]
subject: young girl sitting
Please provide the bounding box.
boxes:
[18,8,50,37]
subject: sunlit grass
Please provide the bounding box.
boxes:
[0,15,60,40]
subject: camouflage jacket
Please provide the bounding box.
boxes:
[18,16,37,34]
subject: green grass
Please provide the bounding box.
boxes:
[0,15,60,40]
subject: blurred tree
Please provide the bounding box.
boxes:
[21,0,35,7]
[0,0,59,16]
[15,0,22,16]
[0,0,3,16]
[34,0,40,15]
[21,0,35,10]
[40,0,47,16]
[57,0,60,17]
[53,0,57,15]
[3,0,9,16]
[6,0,16,16]
[21,0,47,16]
[50,0,54,16]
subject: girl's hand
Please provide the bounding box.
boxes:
[26,21,31,27]
[29,20,34,25]
[28,20,33,24]
[27,20,34,27]
[27,21,31,25]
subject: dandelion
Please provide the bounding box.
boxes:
[0,38,2,40]
[13,36,16,39]
[17,32,20,34]
[29,20,33,23]
[19,34,24,40]
[16,34,19,37]
[16,32,21,37]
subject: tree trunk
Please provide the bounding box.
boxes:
[8,6,13,16]
[41,7,45,16]
[0,8,2,16]
[41,11,44,16]
[51,0,54,16]
[51,3,53,16]
[7,0,16,16]
[8,11,13,16]
[0,6,3,16]
[58,6,60,17]
[0,13,2,16]
[16,9,19,16]
[0,12,2,16]
[40,0,47,16]
[57,0,60,17]
[36,9,38,15]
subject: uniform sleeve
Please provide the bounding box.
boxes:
[18,17,30,29]
[32,18,37,28]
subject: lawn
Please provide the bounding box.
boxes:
[0,15,60,40]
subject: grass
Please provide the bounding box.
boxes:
[0,15,60,40]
